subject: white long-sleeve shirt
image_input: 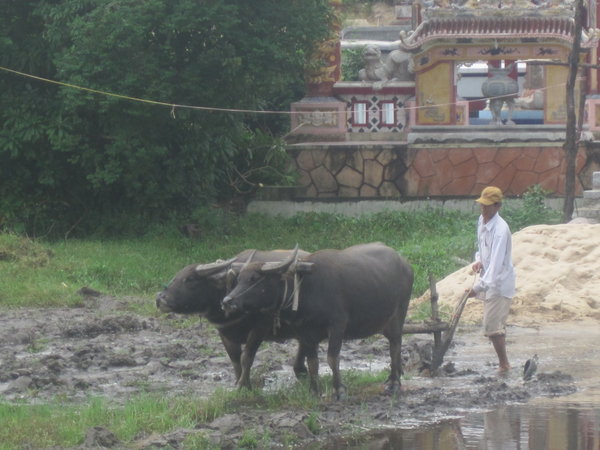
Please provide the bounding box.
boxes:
[473,212,516,300]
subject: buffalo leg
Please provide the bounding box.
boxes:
[383,326,402,392]
[327,329,346,400]
[293,343,308,379]
[386,335,402,393]
[383,308,408,394]
[219,335,242,383]
[237,328,266,389]
[302,340,321,395]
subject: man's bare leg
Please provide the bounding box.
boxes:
[490,334,510,372]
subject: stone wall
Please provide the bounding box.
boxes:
[289,144,409,198]
[286,142,597,199]
[405,145,587,197]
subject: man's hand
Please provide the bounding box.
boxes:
[471,261,483,274]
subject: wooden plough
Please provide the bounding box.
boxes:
[402,274,470,374]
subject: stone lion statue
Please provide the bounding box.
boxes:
[358,45,413,83]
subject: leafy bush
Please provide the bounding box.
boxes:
[503,184,561,230]
[341,47,366,81]
[0,0,332,237]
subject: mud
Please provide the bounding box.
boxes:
[0,293,580,449]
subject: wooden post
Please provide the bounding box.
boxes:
[563,0,585,222]
[428,273,442,351]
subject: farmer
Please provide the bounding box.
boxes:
[467,186,516,374]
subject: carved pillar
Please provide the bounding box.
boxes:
[304,0,342,97]
[289,0,346,142]
[545,64,571,124]
[416,62,455,125]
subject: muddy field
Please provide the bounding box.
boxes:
[0,291,580,449]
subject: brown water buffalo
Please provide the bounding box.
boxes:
[156,249,309,389]
[222,242,413,399]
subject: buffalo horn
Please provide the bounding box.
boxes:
[296,261,314,273]
[195,257,236,276]
[226,249,258,274]
[261,244,299,274]
[241,250,257,270]
[225,268,237,292]
[229,262,245,272]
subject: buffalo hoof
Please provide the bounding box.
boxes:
[334,384,348,401]
[384,382,400,396]
[236,380,252,391]
[293,366,308,379]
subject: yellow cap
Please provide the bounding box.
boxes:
[475,186,503,205]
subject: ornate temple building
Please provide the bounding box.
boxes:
[280,0,600,203]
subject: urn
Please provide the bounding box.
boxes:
[481,66,518,98]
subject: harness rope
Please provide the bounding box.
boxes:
[273,273,302,335]
[232,276,264,298]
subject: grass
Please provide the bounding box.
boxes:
[0,198,560,311]
[0,395,202,449]
[0,208,481,310]
[0,368,392,449]
[0,194,562,448]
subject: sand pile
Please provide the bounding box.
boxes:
[414,223,600,327]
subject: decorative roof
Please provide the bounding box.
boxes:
[399,16,581,50]
[397,0,599,52]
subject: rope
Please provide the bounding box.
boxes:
[230,276,264,299]
[0,64,583,117]
[273,273,303,335]
[0,65,295,115]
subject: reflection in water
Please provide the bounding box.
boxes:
[325,404,600,449]
[321,324,600,449]
[478,407,520,449]
[522,404,600,450]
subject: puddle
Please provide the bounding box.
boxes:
[322,403,600,449]
[320,322,600,449]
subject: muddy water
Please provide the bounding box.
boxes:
[327,322,600,449]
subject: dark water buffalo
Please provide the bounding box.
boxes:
[156,249,309,388]
[222,242,413,399]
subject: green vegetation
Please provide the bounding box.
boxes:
[0,377,365,449]
[0,395,200,448]
[0,209,474,309]
[0,1,332,236]
[0,200,560,309]
[341,46,366,81]
[503,184,560,231]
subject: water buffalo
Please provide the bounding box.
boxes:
[156,249,309,389]
[222,242,413,399]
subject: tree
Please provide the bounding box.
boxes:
[0,0,332,235]
[563,0,584,222]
